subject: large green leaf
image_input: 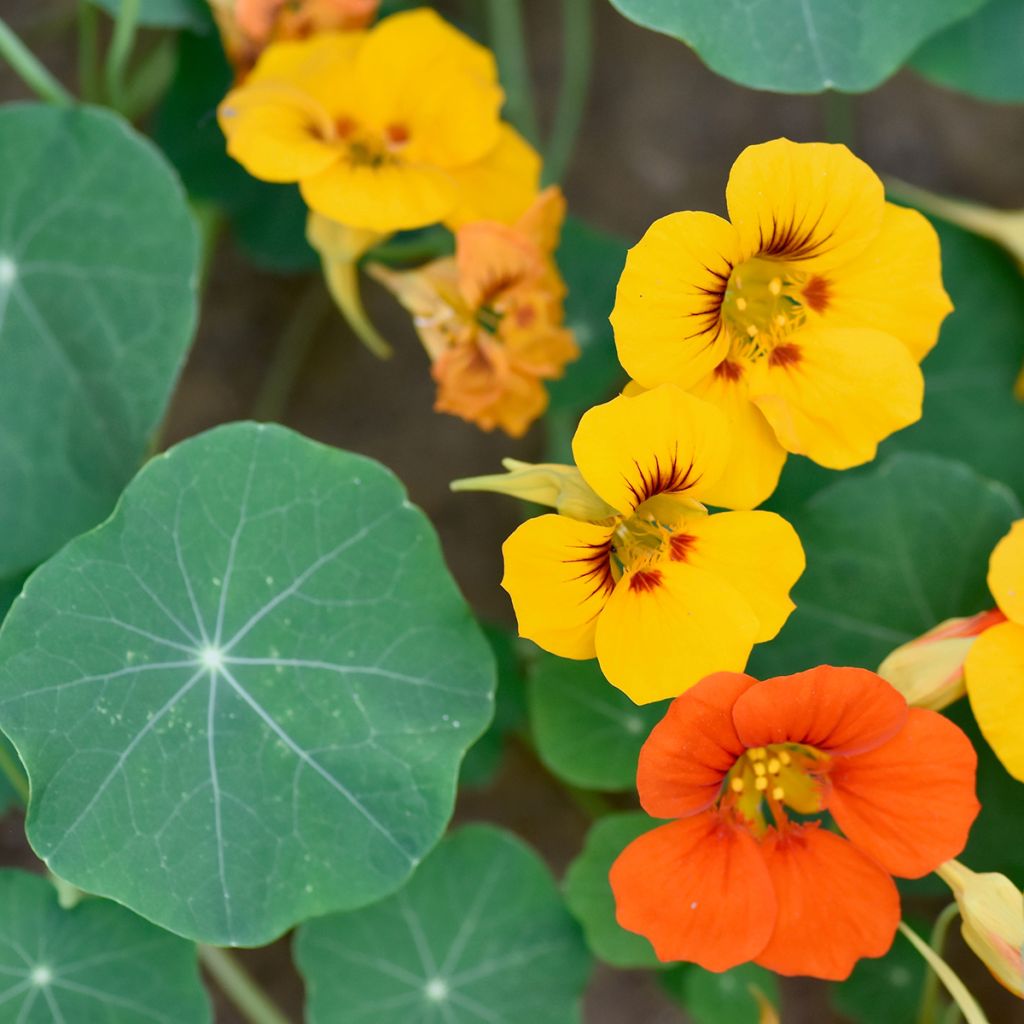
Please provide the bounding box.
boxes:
[528,655,665,791]
[607,0,985,94]
[0,870,211,1022]
[660,962,780,1024]
[0,103,198,577]
[912,0,1024,103]
[563,812,661,969]
[750,453,1021,678]
[0,423,495,946]
[91,0,210,31]
[296,824,592,1024]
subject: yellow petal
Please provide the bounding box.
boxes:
[244,31,363,102]
[595,560,759,704]
[988,519,1024,625]
[678,510,804,642]
[572,385,731,514]
[726,139,885,272]
[811,203,952,362]
[501,514,616,660]
[610,211,739,390]
[748,326,924,469]
[965,620,1024,782]
[688,360,788,510]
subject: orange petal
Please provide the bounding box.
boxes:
[610,812,776,972]
[637,672,757,818]
[828,708,979,878]
[732,666,908,756]
[755,826,900,980]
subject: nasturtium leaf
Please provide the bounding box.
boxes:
[529,655,665,791]
[564,812,661,968]
[91,0,210,31]
[0,422,495,946]
[0,103,198,578]
[296,824,592,1024]
[607,0,985,94]
[912,0,1024,103]
[749,453,1021,678]
[660,961,780,1024]
[0,870,211,1023]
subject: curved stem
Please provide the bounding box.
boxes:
[321,256,393,359]
[0,17,73,105]
[77,1,100,102]
[104,0,139,112]
[0,738,29,805]
[198,946,291,1024]
[824,89,856,147]
[485,0,539,144]
[917,903,963,1024]
[901,920,989,1024]
[544,0,592,185]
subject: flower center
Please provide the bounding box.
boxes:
[327,117,411,168]
[722,257,807,355]
[609,498,699,585]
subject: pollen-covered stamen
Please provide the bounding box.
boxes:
[723,257,807,357]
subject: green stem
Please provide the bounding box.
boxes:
[120,37,177,121]
[485,0,539,144]
[918,903,962,1024]
[104,0,139,112]
[77,2,100,102]
[824,89,856,148]
[0,739,29,805]
[544,0,592,185]
[0,17,73,105]
[253,279,333,423]
[197,946,291,1024]
[901,920,989,1024]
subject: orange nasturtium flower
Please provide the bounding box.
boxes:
[462,385,804,703]
[610,667,980,979]
[370,187,578,437]
[217,9,540,233]
[611,139,952,509]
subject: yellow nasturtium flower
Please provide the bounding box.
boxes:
[218,8,540,233]
[463,385,805,704]
[611,139,952,509]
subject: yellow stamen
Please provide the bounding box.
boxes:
[730,777,745,793]
[754,776,768,792]
[768,277,782,296]
[767,758,781,775]
[753,762,767,777]
[747,324,758,338]
[772,786,785,801]
[779,750,792,766]
[735,297,748,311]
[748,747,766,761]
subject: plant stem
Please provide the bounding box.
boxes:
[77,1,100,102]
[0,17,73,105]
[918,903,962,1024]
[0,739,29,805]
[104,0,139,112]
[485,0,539,144]
[544,0,592,185]
[824,89,856,147]
[198,946,291,1024]
[901,920,989,1024]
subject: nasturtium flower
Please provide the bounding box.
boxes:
[611,139,951,509]
[610,667,980,979]
[493,385,804,703]
[370,188,577,437]
[218,8,540,233]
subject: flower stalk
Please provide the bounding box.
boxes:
[544,0,593,184]
[198,946,292,1024]
[0,16,74,106]
[485,0,539,145]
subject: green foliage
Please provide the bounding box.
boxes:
[563,811,661,968]
[296,824,592,1023]
[912,0,1024,103]
[607,0,984,94]
[91,0,210,31]
[0,733,19,815]
[0,103,198,577]
[0,870,211,1022]
[0,422,495,946]
[529,654,665,791]
[832,923,927,1024]
[660,962,780,1023]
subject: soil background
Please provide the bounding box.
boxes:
[2,1,1024,1021]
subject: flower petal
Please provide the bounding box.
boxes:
[610,813,776,972]
[965,620,1024,781]
[637,672,757,818]
[754,826,900,980]
[572,385,731,514]
[611,212,740,390]
[726,139,884,271]
[732,666,909,756]
[501,514,615,660]
[595,560,760,704]
[987,519,1024,626]
[828,708,979,878]
[748,325,924,469]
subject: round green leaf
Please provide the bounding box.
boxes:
[563,812,661,968]
[296,824,592,1024]
[0,870,211,1022]
[750,453,1021,678]
[0,422,495,946]
[0,103,198,577]
[529,655,665,791]
[660,961,780,1024]
[912,0,1024,103]
[92,0,210,31]
[608,0,985,93]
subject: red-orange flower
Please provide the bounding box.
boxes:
[610,667,980,979]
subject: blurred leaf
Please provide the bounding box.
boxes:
[0,103,198,577]
[912,0,1024,103]
[92,0,210,30]
[660,961,780,1024]
[0,423,495,946]
[563,811,661,968]
[0,870,211,1021]
[607,0,985,93]
[296,824,592,1023]
[528,654,665,791]
[0,733,18,815]
[750,453,1021,678]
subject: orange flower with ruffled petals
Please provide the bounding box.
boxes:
[610,667,979,979]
